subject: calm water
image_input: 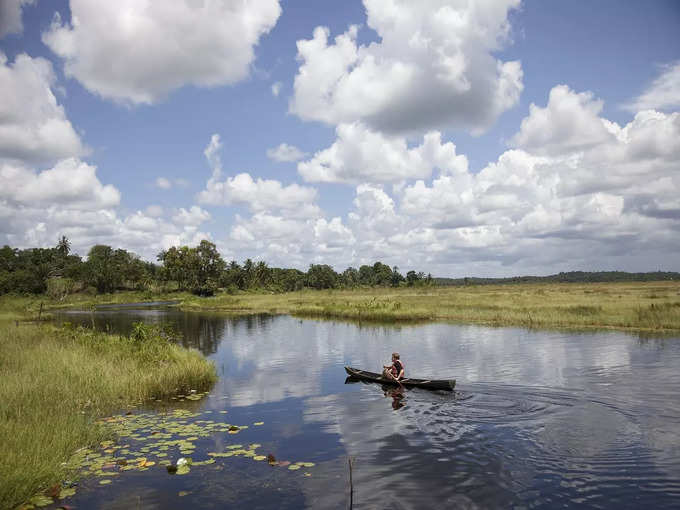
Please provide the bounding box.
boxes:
[54,307,680,509]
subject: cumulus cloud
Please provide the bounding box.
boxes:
[0,158,120,209]
[172,206,211,227]
[0,155,211,261]
[229,85,678,275]
[267,143,307,162]
[290,0,523,134]
[351,86,680,275]
[510,85,619,155]
[42,0,282,104]
[0,52,85,164]
[624,61,680,113]
[198,134,320,218]
[228,213,355,268]
[199,171,320,218]
[298,123,468,183]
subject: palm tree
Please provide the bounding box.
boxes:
[56,235,71,257]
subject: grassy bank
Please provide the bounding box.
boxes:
[0,318,216,509]
[176,281,680,332]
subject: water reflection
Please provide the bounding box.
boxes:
[52,309,680,509]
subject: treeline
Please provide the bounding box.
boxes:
[435,271,680,286]
[0,238,433,297]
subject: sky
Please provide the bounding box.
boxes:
[1,0,679,277]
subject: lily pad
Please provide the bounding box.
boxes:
[58,487,77,499]
[99,480,112,485]
[29,495,53,507]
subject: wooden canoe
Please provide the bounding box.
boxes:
[344,366,456,391]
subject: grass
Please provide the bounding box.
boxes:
[175,281,680,332]
[0,316,216,509]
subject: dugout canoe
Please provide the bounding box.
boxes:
[344,366,456,391]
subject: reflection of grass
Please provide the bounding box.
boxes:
[0,319,216,509]
[4,281,680,333]
[177,281,680,332]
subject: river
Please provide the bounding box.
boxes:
[53,306,680,509]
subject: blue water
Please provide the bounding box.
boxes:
[53,309,680,509]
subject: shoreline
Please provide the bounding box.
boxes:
[0,316,216,509]
[8,280,680,334]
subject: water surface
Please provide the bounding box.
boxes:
[54,308,680,509]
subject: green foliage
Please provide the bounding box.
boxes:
[0,320,216,509]
[158,240,225,296]
[4,237,679,299]
[306,264,339,289]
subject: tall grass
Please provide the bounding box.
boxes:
[0,321,216,509]
[179,281,680,332]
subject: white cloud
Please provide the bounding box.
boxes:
[42,0,282,104]
[298,123,468,183]
[510,85,618,155]
[624,61,680,113]
[0,52,85,164]
[0,158,120,209]
[267,143,307,162]
[198,134,320,218]
[0,0,34,38]
[172,206,211,227]
[271,81,282,97]
[155,177,171,189]
[198,172,320,218]
[290,0,523,134]
[228,213,355,268]
[358,87,680,275]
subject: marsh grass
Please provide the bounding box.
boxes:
[0,320,216,509]
[178,281,680,332]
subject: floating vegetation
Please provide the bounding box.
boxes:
[22,407,318,506]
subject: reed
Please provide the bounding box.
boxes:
[0,320,216,509]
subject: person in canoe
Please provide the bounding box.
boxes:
[383,352,405,382]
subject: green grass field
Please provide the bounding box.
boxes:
[176,281,680,332]
[0,317,216,509]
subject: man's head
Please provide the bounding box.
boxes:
[392,352,400,360]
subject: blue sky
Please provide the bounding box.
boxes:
[1,0,679,277]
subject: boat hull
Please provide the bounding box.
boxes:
[344,366,455,391]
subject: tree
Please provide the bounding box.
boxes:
[372,261,393,285]
[341,267,359,288]
[85,245,120,293]
[192,240,225,295]
[390,266,403,287]
[406,270,419,286]
[306,264,338,289]
[56,236,71,257]
[358,265,374,285]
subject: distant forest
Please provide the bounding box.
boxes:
[0,238,432,297]
[1,237,677,298]
[435,272,680,286]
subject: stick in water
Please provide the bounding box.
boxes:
[348,456,354,510]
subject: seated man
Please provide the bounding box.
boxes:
[383,352,405,382]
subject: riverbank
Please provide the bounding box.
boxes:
[0,315,216,509]
[5,280,680,333]
[180,281,680,332]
